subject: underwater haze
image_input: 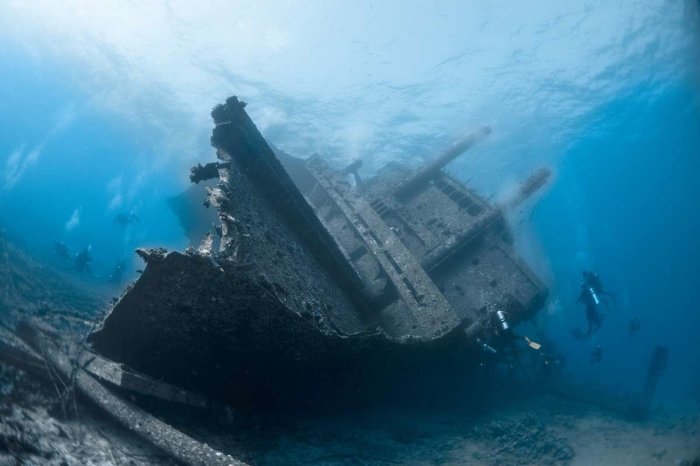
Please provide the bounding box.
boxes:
[1,0,699,419]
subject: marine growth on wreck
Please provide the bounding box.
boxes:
[89,96,550,409]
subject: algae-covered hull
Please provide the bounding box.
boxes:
[89,97,548,409]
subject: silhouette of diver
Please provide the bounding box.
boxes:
[108,260,126,283]
[571,271,615,339]
[113,212,139,228]
[476,309,542,371]
[54,241,71,261]
[74,246,92,273]
[629,317,641,336]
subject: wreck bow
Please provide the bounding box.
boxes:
[88,96,548,409]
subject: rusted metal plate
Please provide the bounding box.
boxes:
[78,350,208,408]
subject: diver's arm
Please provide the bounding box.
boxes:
[576,291,585,303]
[599,290,617,304]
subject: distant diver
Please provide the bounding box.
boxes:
[534,337,567,378]
[590,344,603,364]
[571,271,615,339]
[54,241,71,262]
[541,349,566,376]
[108,260,126,283]
[74,246,93,273]
[629,317,641,336]
[113,212,140,228]
[581,271,616,305]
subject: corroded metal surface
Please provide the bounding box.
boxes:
[89,96,550,409]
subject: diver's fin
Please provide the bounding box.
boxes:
[523,336,541,350]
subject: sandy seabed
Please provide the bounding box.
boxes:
[1,359,698,466]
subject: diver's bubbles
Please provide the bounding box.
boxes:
[64,207,82,232]
[546,296,562,317]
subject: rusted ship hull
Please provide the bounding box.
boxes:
[89,96,548,409]
[89,250,476,408]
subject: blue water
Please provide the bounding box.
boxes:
[534,84,700,405]
[1,1,698,410]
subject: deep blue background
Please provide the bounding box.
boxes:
[533,83,700,404]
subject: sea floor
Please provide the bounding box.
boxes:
[1,357,698,466]
[227,396,700,466]
[0,360,172,465]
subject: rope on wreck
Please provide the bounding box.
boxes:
[18,322,249,466]
[96,426,172,463]
[39,335,75,418]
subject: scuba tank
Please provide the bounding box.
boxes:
[496,310,510,333]
[588,286,600,306]
[495,309,542,351]
[476,337,498,354]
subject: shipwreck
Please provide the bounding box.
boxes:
[85,96,550,409]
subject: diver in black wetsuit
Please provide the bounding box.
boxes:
[475,309,542,372]
[577,286,602,337]
[74,246,92,273]
[574,271,615,338]
[109,260,126,283]
[54,241,71,262]
[581,271,615,306]
[629,317,641,336]
[113,212,139,228]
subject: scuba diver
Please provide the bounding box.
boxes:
[113,211,139,228]
[581,271,615,306]
[108,260,126,283]
[629,317,641,336]
[54,241,71,262]
[74,246,93,273]
[475,308,542,372]
[538,348,567,378]
[494,309,541,351]
[572,271,615,339]
[532,336,567,379]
